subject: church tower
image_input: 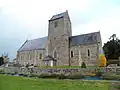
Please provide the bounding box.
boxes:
[48,11,72,66]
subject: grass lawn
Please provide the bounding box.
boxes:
[0,75,109,90]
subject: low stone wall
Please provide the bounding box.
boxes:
[1,67,120,75]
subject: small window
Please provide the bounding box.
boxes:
[30,54,32,60]
[88,49,90,56]
[27,54,29,60]
[54,21,58,28]
[21,56,22,60]
[22,56,23,60]
[39,53,42,59]
[50,40,51,43]
[71,51,73,58]
[54,50,57,58]
[54,37,56,40]
[94,35,97,41]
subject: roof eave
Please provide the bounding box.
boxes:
[18,48,45,52]
[49,16,64,22]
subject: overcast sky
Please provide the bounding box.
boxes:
[0,0,120,59]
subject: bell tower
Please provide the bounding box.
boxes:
[48,11,72,66]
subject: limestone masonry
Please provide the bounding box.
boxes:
[17,11,102,66]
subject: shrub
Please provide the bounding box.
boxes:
[8,72,18,75]
[28,73,39,77]
[39,73,59,78]
[37,72,85,79]
[67,72,84,79]
[23,74,28,77]
[102,73,120,80]
[57,74,67,79]
[14,72,18,75]
[99,54,107,67]
[57,73,84,79]
[87,73,96,76]
[94,68,103,76]
[26,64,29,68]
[5,72,15,75]
[18,73,25,76]
[0,70,5,74]
[81,62,86,68]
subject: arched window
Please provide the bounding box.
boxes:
[71,51,73,58]
[23,56,24,60]
[54,21,58,28]
[29,54,32,60]
[39,53,42,59]
[88,49,90,56]
[54,50,57,58]
[21,56,22,60]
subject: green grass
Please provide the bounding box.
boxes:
[0,75,109,90]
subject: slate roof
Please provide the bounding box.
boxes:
[18,37,47,51]
[70,32,101,46]
[49,11,67,21]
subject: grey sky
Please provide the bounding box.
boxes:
[0,0,120,59]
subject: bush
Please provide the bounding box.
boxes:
[39,73,59,78]
[18,74,25,76]
[99,54,107,67]
[26,64,29,68]
[14,72,18,75]
[57,74,67,79]
[0,70,5,74]
[23,74,28,77]
[102,73,120,80]
[18,73,28,77]
[28,73,40,77]
[81,62,86,68]
[94,68,103,76]
[7,72,18,75]
[31,72,85,79]
[67,72,84,79]
[7,72,15,75]
[17,72,85,80]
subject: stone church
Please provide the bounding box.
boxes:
[17,11,102,67]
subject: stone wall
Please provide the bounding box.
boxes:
[2,67,120,75]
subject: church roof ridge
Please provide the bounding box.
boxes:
[70,31,100,38]
[28,36,47,41]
